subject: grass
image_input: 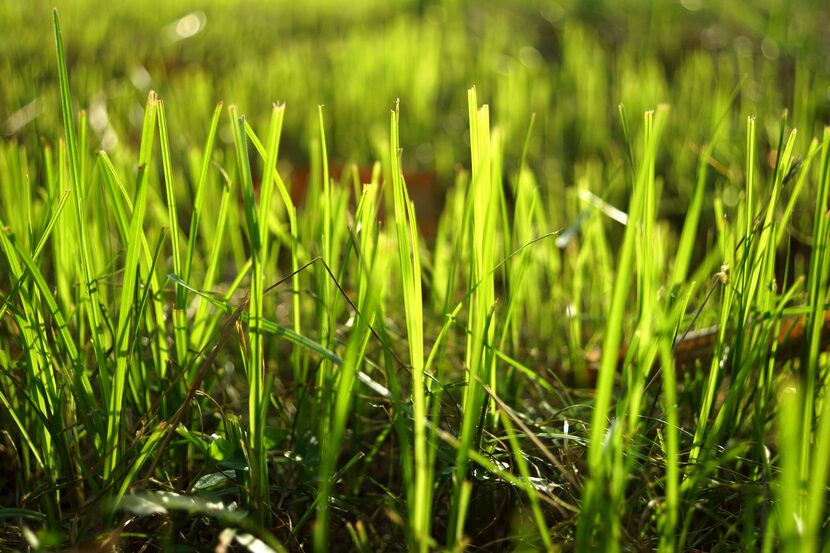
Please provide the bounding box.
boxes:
[2,1,830,551]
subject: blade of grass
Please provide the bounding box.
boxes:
[576,105,668,550]
[105,91,159,481]
[157,99,188,366]
[390,100,432,552]
[183,102,223,285]
[53,8,111,421]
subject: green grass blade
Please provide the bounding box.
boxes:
[184,101,223,284]
[105,92,159,481]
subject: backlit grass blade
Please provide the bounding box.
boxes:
[105,91,159,481]
[243,110,303,383]
[701,122,797,459]
[390,101,432,552]
[775,380,804,552]
[0,186,69,322]
[315,105,338,425]
[449,87,500,547]
[803,129,830,417]
[229,104,270,526]
[0,227,59,495]
[183,101,223,285]
[3,231,97,418]
[500,116,539,380]
[576,105,668,550]
[656,335,679,552]
[804,356,830,551]
[157,99,188,365]
[52,9,80,196]
[314,243,389,553]
[190,175,234,350]
[53,8,110,410]
[96,146,172,401]
[671,141,713,287]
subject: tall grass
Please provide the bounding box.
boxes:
[2,4,830,552]
[390,101,433,551]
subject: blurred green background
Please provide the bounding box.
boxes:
[2,0,829,210]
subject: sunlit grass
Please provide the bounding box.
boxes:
[1,3,830,552]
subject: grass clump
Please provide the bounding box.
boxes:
[2,2,830,551]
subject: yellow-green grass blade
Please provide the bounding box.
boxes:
[314,243,389,553]
[243,116,303,378]
[229,105,269,525]
[390,101,432,552]
[157,100,188,365]
[105,92,159,481]
[184,101,223,284]
[449,87,500,547]
[775,380,805,553]
[577,105,668,550]
[191,176,235,351]
[97,145,172,397]
[801,127,830,493]
[53,8,111,413]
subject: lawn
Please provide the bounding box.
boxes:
[1,1,830,551]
